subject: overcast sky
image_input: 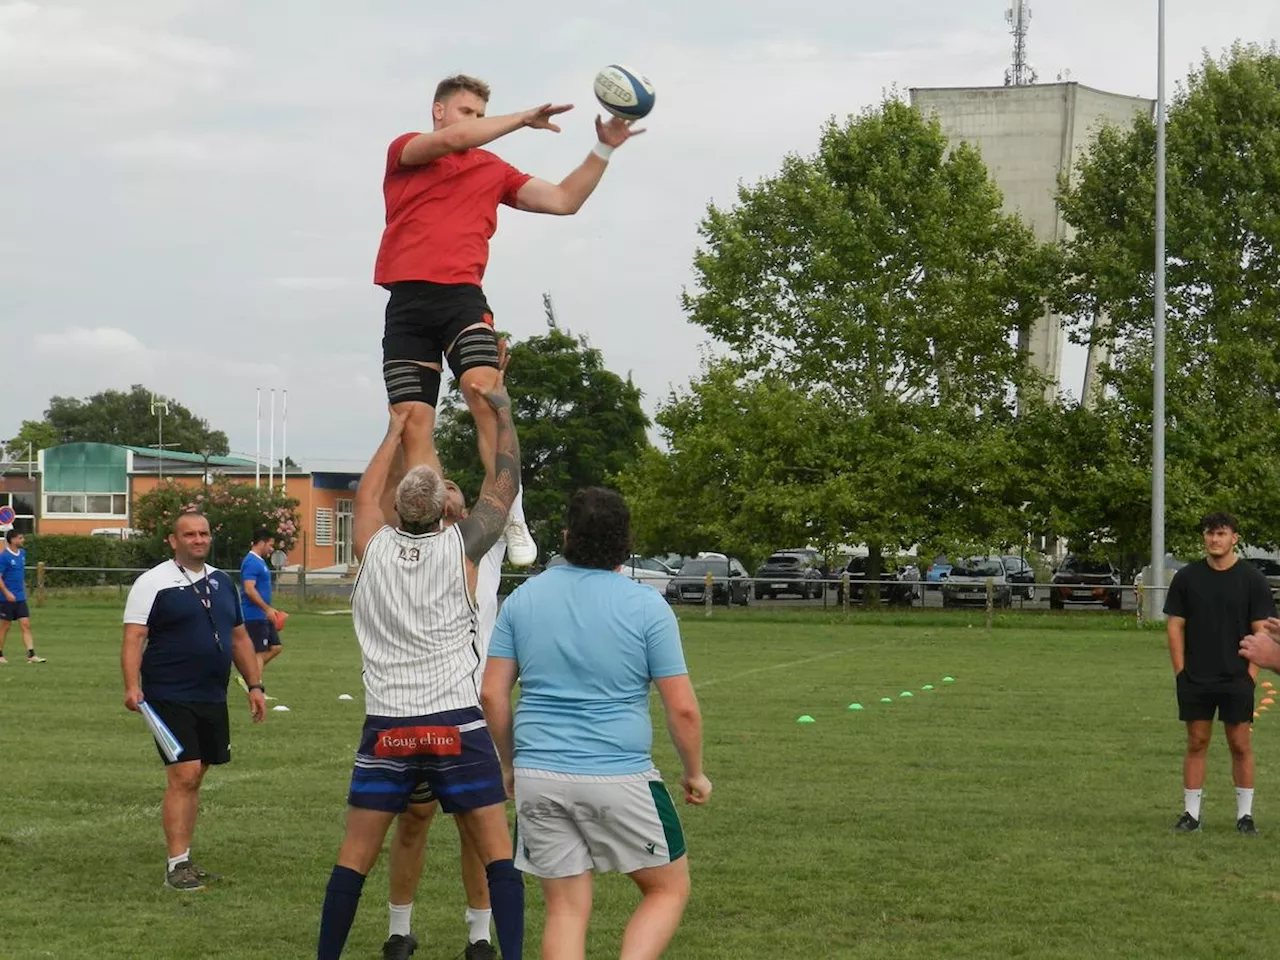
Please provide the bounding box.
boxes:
[3,1,1277,470]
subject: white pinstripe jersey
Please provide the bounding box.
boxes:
[351,524,479,717]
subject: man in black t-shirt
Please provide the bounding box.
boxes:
[1165,511,1275,835]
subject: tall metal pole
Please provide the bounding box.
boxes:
[255,387,262,489]
[280,388,288,494]
[1150,0,1167,619]
[268,389,276,491]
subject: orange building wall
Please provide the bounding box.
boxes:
[38,517,112,536]
[36,470,355,570]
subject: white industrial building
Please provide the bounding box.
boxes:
[910,81,1154,405]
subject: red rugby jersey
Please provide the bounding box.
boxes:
[373,132,532,287]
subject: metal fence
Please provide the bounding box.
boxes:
[25,565,1171,624]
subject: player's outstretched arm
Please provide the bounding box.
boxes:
[399,103,574,166]
[514,114,644,215]
[458,375,521,565]
[353,409,411,561]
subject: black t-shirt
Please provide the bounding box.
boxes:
[1164,558,1276,683]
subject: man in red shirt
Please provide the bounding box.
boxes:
[375,74,641,567]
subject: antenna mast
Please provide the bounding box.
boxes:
[1004,0,1037,86]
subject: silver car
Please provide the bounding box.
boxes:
[941,557,1014,608]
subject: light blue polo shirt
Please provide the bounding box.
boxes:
[488,564,688,775]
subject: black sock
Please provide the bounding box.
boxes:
[486,858,524,960]
[318,865,366,960]
[26,650,34,658]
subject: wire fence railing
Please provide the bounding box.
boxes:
[21,565,1176,624]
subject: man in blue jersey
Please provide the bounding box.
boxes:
[123,511,267,891]
[0,530,44,664]
[482,487,711,960]
[240,528,284,675]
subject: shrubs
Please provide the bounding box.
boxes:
[21,534,162,587]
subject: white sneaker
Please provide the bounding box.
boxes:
[504,517,538,567]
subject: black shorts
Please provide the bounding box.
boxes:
[146,700,232,766]
[382,281,498,380]
[1176,672,1255,725]
[0,600,30,621]
[347,707,507,815]
[245,619,281,653]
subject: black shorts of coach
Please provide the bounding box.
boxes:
[1177,671,1255,725]
[245,619,281,654]
[381,281,502,408]
[146,700,232,766]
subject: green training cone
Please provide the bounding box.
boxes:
[900,691,914,698]
[848,703,864,711]
[880,697,894,704]
[796,715,816,724]
[942,676,956,683]
[922,684,935,691]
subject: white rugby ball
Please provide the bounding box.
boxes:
[593,64,655,120]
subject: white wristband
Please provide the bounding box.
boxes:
[591,141,614,161]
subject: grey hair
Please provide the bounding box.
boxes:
[395,466,446,531]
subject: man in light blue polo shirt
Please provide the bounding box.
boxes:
[482,487,711,960]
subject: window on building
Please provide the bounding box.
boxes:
[44,492,128,516]
[0,491,35,533]
[315,507,334,546]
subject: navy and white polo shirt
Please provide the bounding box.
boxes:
[124,561,243,703]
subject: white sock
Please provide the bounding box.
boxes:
[1237,787,1255,820]
[1185,789,1203,820]
[167,849,190,872]
[389,902,413,938]
[466,906,492,944]
[508,488,526,525]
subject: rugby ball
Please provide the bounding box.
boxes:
[593,64,655,120]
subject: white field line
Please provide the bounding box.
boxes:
[692,649,854,690]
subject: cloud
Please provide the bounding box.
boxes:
[101,131,282,168]
[34,326,153,357]
[0,1,237,110]
[271,277,363,292]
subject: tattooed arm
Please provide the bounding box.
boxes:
[458,378,522,566]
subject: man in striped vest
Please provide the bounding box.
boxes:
[317,363,523,960]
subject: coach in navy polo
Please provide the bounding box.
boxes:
[122,511,267,891]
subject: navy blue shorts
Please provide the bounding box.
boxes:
[245,620,281,652]
[0,600,30,621]
[347,707,506,815]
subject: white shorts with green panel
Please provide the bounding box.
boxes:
[513,767,687,879]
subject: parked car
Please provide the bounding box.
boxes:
[754,552,825,599]
[665,557,752,606]
[620,555,676,593]
[999,555,1037,600]
[941,556,1014,608]
[1245,555,1280,604]
[1134,553,1191,591]
[925,555,953,590]
[835,554,919,605]
[1050,555,1123,610]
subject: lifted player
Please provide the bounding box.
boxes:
[373,73,642,566]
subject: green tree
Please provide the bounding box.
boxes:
[5,420,58,456]
[627,98,1059,585]
[1059,44,1280,557]
[27,384,229,455]
[133,477,300,569]
[435,327,651,557]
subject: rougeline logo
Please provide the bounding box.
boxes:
[374,725,462,757]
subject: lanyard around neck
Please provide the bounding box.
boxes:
[176,562,222,650]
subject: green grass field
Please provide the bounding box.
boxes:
[3,603,1279,959]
